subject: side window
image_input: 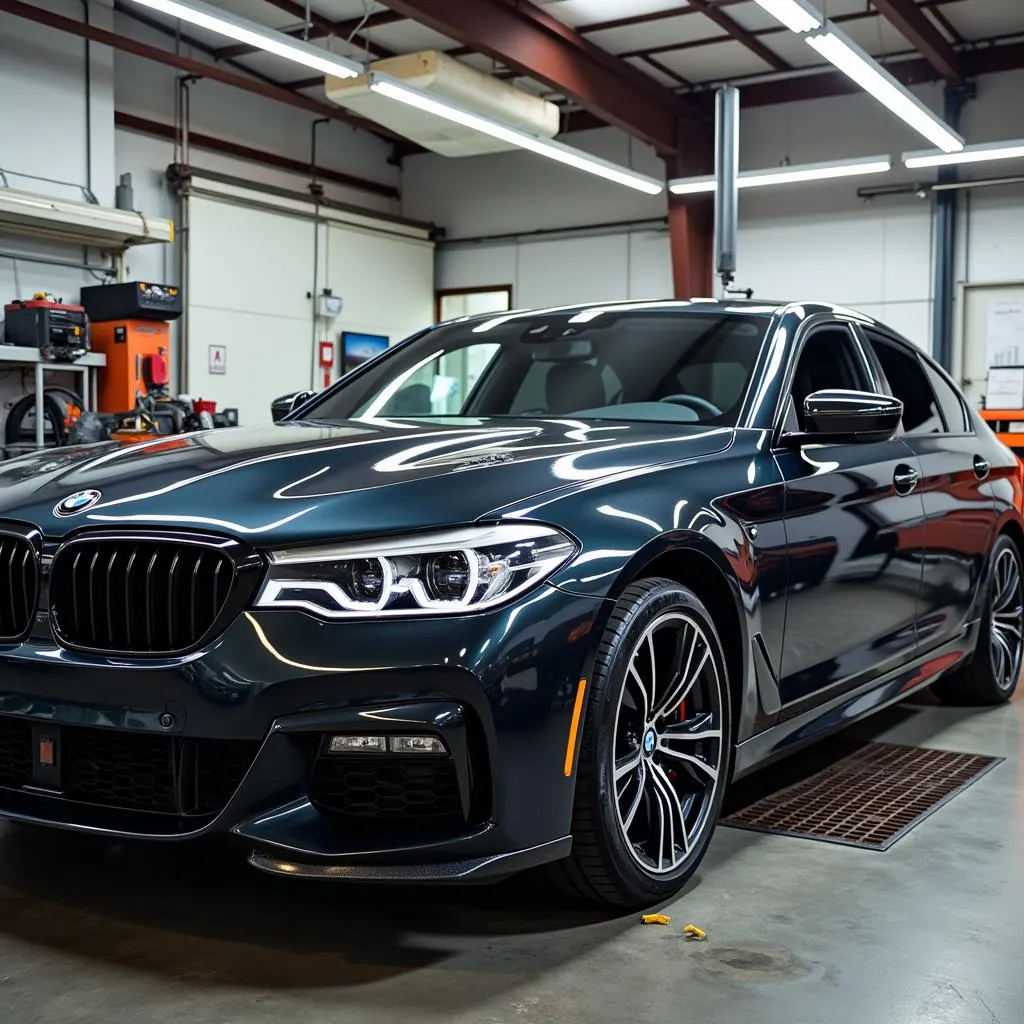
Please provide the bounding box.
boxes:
[923,361,971,433]
[788,326,869,430]
[865,333,944,435]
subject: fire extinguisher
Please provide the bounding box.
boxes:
[318,340,335,389]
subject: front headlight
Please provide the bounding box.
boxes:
[254,523,577,619]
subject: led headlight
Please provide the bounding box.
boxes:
[255,523,577,619]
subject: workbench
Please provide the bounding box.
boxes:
[0,346,107,451]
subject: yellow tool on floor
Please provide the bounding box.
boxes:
[683,924,706,941]
[640,913,671,926]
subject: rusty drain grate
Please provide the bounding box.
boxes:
[722,742,1002,850]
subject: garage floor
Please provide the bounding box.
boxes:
[0,693,1019,1024]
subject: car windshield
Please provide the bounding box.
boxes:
[305,308,772,427]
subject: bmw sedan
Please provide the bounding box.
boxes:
[0,299,1018,908]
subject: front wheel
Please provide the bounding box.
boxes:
[934,534,1023,706]
[548,578,732,908]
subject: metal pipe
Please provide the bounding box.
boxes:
[713,86,739,291]
[116,111,398,199]
[442,217,669,248]
[931,87,966,371]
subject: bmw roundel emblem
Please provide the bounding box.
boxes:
[53,489,102,518]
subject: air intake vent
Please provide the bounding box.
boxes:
[0,530,39,643]
[50,533,262,656]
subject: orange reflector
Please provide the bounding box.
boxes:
[563,678,588,777]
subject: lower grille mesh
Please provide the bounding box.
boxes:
[310,758,463,821]
[0,717,259,818]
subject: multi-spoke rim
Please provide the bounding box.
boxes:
[990,547,1023,692]
[612,611,724,876]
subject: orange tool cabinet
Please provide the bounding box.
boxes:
[89,320,170,413]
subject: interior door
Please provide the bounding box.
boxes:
[862,329,997,652]
[773,322,927,716]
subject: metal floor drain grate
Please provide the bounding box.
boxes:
[722,742,1002,850]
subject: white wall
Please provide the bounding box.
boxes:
[411,70,1024,362]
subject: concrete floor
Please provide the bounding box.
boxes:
[0,692,1020,1024]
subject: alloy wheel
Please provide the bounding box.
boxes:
[990,547,1023,692]
[612,611,724,875]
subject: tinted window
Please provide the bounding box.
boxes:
[309,310,771,426]
[788,327,869,430]
[924,361,970,432]
[865,332,943,435]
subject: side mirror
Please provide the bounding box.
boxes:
[271,390,315,422]
[783,389,903,447]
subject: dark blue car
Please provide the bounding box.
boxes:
[0,298,1018,908]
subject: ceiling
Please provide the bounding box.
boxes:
[117,0,1024,142]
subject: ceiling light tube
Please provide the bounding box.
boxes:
[368,73,665,195]
[751,0,822,34]
[903,139,1024,169]
[805,29,963,153]
[126,0,362,78]
[669,155,892,195]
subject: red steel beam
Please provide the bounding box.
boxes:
[667,147,713,299]
[115,111,398,198]
[561,38,1024,126]
[0,0,404,142]
[870,0,964,84]
[380,0,688,154]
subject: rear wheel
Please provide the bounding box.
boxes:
[933,535,1023,706]
[548,578,731,908]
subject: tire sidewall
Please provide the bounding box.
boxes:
[587,580,732,903]
[980,535,1022,697]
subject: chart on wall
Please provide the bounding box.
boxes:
[960,282,1024,408]
[986,299,1024,368]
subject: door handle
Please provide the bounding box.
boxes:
[973,455,990,480]
[893,464,920,495]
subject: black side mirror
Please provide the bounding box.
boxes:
[271,390,315,422]
[783,389,903,447]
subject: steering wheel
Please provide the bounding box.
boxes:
[658,394,723,417]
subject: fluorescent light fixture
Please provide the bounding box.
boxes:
[903,139,1024,169]
[0,186,174,248]
[127,0,362,78]
[369,73,665,195]
[806,30,963,153]
[669,155,892,195]
[752,0,822,33]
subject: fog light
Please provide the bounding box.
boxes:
[389,735,447,756]
[328,735,386,753]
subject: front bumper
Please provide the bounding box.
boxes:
[0,583,605,877]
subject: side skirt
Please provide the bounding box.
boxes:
[732,622,978,780]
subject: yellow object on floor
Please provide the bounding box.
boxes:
[640,913,671,926]
[683,924,706,941]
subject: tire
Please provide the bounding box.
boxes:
[933,534,1023,706]
[546,577,732,908]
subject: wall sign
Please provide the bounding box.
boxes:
[209,344,226,375]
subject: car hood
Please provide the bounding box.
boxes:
[0,418,734,544]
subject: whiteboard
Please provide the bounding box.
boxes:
[957,280,1024,410]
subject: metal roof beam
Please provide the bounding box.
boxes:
[870,0,964,84]
[379,0,691,154]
